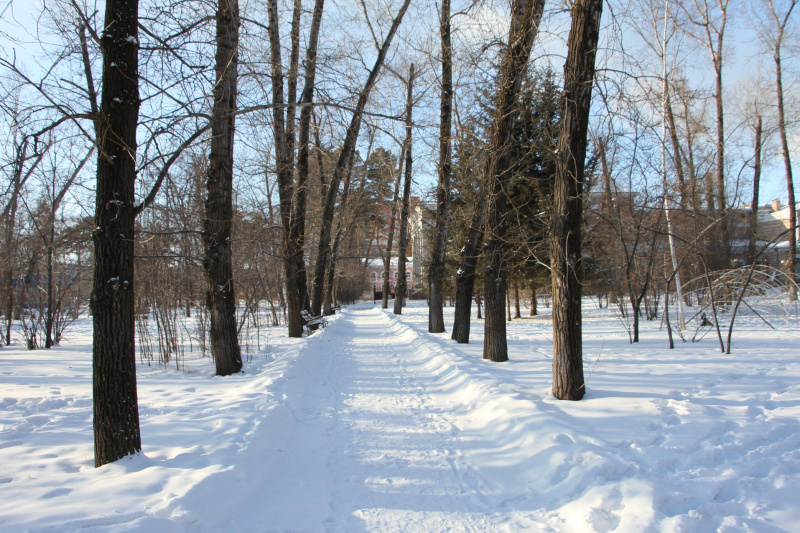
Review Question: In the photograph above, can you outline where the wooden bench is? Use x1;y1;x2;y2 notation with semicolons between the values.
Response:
301;310;328;334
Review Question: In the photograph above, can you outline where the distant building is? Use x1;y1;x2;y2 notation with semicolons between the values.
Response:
355;196;435;294
733;199;799;277
365;257;415;296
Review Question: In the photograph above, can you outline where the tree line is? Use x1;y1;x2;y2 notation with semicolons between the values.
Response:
0;0;796;466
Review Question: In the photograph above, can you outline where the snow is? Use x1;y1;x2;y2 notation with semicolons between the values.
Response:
1;302;799;532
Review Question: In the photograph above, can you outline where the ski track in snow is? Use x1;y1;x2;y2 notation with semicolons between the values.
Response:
0;303;798;532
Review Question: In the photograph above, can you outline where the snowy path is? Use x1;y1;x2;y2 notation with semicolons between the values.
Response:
198;308;501;532
1;302;799;532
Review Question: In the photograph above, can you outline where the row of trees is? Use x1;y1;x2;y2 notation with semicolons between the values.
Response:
1;0;796;466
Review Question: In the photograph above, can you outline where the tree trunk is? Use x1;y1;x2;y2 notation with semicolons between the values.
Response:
476;293;482;319
530;283;537;316
268;0;302;337
714;54;729;267
665;91;687;207
482;0;546;362
291;0;326;316
91;0;142;467
428;0;454;334
550;0;603;400
775;41;796;297
747;113;762;265
45;218;54;348
451;194;485;342
513;280;521;319
394;65;415;315
382;143;404;310
311;0;411;316
3;140;26;346
203;0;242;375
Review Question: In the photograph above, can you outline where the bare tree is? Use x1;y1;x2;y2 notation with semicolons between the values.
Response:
394;64;415;315
310;0;411;316
202;0;243;375
550;0;604;399
91;0;142;467
428;0;454;333
760;0;797;294
676;0;731;266
747;109;763;265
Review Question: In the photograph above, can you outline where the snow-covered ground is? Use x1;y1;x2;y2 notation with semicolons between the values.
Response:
1;301;798;532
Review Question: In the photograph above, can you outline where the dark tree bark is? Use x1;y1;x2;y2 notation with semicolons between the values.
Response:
394;65;416;315
310;0;411;316
513;280;521;319
451;196;485;343
549;0;603;400
288;0;325;316
428;0;454;333
482;0;546;362
267;0;324;337
747;113;763;265
91;0;142;466
382;152;404;309
202;0;243;375
267;0;303;336
530;283;537;316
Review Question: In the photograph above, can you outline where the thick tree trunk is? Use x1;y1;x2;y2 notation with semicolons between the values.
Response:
394;65;416;315
91;0;142;466
428;0;454;334
203;0;243;375
482;0;546;362
513;280;521;319
550;0;603;400
291;0;326;316
311;0;411;316
451;194;485;342
747;114;762;265
476;293;482;319
267;0;302;336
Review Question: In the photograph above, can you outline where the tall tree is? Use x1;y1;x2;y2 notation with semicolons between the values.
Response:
428;0;454;333
91;0;142;466
481;0;547;362
394;64;416;315
549;0;603;399
677;0;731;266
267;0;316;336
292;0;326;315
202;0;243;375
763;0;797;294
747;111;763;265
310;0;411;316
